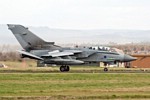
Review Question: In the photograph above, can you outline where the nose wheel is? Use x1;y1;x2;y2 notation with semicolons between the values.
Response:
60;65;70;72
104;67;108;72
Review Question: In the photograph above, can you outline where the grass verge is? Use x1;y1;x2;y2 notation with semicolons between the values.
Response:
0;73;149;99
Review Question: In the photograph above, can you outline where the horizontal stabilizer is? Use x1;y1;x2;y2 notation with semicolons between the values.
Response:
17;50;43;60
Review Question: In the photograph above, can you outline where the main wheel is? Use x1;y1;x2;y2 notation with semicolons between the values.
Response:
60;66;66;72
65;66;70;71
60;65;70;72
104;67;108;72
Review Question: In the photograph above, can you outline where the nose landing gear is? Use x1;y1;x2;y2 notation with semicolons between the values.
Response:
104;62;108;72
104;67;108;72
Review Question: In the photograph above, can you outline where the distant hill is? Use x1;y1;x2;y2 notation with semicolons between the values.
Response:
0;24;150;46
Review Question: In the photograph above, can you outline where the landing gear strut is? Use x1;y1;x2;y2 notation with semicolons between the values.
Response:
60;65;70;72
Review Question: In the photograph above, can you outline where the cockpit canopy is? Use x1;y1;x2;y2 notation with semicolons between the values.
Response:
88;46;124;54
89;46;110;51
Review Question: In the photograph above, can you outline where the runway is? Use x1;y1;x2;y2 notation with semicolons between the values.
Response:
0;67;149;73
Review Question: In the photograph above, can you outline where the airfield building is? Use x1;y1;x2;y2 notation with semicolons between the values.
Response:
131;55;150;68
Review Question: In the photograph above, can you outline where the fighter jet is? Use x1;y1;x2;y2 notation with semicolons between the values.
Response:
7;24;136;72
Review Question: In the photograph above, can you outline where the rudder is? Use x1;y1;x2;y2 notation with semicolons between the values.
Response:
8;24;45;51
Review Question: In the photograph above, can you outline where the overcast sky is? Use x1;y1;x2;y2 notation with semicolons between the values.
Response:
0;0;150;30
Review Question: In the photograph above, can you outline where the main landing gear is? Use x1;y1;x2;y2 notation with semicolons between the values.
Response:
60;65;70;72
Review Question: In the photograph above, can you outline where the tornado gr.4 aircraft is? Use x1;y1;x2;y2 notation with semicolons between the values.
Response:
7;24;136;72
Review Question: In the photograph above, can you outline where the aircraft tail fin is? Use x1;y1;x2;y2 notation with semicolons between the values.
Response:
8;24;46;51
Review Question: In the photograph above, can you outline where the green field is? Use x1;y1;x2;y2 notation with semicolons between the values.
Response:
0;61;150;99
0;73;150;100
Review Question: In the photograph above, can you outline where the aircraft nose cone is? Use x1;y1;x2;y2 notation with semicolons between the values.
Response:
124;54;137;62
